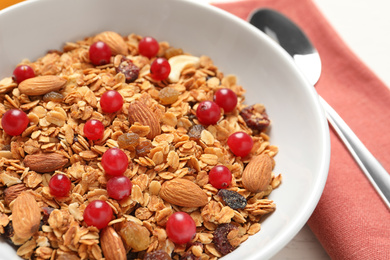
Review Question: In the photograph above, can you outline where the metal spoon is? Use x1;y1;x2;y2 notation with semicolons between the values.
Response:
249;8;390;209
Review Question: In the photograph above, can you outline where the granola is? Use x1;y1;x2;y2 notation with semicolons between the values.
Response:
0;32;282;260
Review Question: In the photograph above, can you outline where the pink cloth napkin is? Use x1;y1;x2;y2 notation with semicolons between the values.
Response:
212;0;390;259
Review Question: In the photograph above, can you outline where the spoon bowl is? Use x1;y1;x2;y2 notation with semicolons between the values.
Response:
249;8;390;209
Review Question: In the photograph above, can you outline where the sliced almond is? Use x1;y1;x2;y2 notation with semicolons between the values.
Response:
93;31;128;56
18;75;67;96
100;226;126;260
23;153;69;173
12;192;41;240
242;154;273;193
128;101;161;140
168;55;200;83
160;178;208;207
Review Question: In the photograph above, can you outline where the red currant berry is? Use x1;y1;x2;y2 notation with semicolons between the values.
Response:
1;109;29;136
209;165;232;189
150;57;171;81
138;36;159;58
100;90;123;113
227;131;253;157
101;148;129;176
83;200;113;229
83;119;104;140
166;212;196;244
106;176;133;200
196;101;221;125
49;174;71;197
214;88;237;113
12;64;35;83
89;41;112;66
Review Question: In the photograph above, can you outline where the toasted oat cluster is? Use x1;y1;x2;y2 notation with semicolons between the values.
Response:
0;31;281;260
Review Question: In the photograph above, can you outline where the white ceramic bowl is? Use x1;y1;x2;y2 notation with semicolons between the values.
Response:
0;0;330;259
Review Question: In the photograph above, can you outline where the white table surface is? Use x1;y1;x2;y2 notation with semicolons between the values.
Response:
203;0;390;259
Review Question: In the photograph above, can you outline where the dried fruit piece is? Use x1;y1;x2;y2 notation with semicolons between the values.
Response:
12;192;41;240
217;189;247;210
117;132;140;150
23;153;69;173
164;47;184;60
115;56;139;83
188;124;205;140
43;91;64;102
158;87;180;105
118;221;150;252
135;140;153;157
144;250;172;260
240;104;270;132
213;223;238;256
180;252;200;260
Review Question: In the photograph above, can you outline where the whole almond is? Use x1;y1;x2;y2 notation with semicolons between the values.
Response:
18;75;67;96
160;178;208;207
12;192;41;240
23;153;69;173
4;184;27;206
93;31;129;56
242;154;273;193
128;101;161;139
100;226;126;260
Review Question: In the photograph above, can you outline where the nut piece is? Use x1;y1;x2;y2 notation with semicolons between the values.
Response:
18;75;67;96
128;101;161;140
100;226;126;260
242;154;273;193
118;221;150;252
12;192;41;240
93;31;129;56
23;153;69;173
160;178;208;207
168;55;200;83
4;184;27;206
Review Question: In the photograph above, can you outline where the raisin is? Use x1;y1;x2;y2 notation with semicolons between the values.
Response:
41;206;54;225
213;223;238;256
188;124;205;140
2;222;15;245
217;189;247;210
43;91;64;102
164;47;184;59
136;140;153;157
158;87;180;105
240;105;270;132
117;132;140;150
116;56;140;83
144;250;172;260
180;252;200;260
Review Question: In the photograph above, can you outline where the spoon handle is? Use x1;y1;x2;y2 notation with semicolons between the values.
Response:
319;97;390;209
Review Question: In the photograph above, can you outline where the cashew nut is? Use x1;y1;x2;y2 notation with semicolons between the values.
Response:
168;55;200;83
